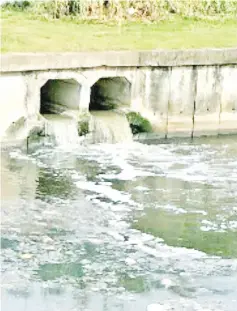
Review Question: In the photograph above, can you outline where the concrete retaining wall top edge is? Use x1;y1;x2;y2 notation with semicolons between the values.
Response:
1;48;237;72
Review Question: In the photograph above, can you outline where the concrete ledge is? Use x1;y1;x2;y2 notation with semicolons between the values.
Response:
1;48;237;72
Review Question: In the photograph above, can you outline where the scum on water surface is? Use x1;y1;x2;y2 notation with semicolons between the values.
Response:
1;136;237;311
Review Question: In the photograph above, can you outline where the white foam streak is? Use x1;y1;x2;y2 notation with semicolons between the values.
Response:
76;181;131;203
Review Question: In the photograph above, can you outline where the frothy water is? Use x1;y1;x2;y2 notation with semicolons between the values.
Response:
44;114;79;146
89;111;133;144
43;111;133;147
1;136;237;311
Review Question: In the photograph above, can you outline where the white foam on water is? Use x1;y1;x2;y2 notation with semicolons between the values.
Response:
161;204;187;214
3;135;237;311
160;278;175;289
9;150;31;161
100;168;156;181
136;243;207;259
135;186;150;191
228;221;237;230
75;180;131;203
146;303;169;311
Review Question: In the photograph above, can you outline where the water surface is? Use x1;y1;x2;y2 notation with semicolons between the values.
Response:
1;136;237;311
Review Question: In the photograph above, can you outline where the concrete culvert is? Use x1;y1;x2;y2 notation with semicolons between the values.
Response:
40;79;81;114
89;77;131;111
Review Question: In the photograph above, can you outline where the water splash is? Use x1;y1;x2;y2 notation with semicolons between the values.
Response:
89;111;133;144
43;114;79;146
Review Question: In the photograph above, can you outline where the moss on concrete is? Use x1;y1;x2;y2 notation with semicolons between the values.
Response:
78;120;89;136
126;112;152;135
77;114;90;136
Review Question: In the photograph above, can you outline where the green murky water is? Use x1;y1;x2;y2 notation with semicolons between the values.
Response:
1;136;237;311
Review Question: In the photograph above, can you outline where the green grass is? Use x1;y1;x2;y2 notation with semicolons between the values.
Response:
2;10;237;53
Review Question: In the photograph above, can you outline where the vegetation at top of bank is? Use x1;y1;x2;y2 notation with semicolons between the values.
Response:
2;0;237;21
2;1;237;52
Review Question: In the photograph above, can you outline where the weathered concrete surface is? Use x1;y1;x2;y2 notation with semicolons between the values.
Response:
168;67;195;137
0;49;237;142
0;73;27;138
1;48;237;72
219;65;237;134
141;68;170;137
193;66;221;137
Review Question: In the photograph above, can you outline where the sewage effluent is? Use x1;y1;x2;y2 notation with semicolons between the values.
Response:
1;135;237;311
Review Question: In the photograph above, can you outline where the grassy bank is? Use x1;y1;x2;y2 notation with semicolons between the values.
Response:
2;9;237;53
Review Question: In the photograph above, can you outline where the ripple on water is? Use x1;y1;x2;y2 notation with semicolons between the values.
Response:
1;136;237;311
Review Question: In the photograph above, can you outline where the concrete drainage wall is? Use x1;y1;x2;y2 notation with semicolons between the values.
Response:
1;49;237;143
